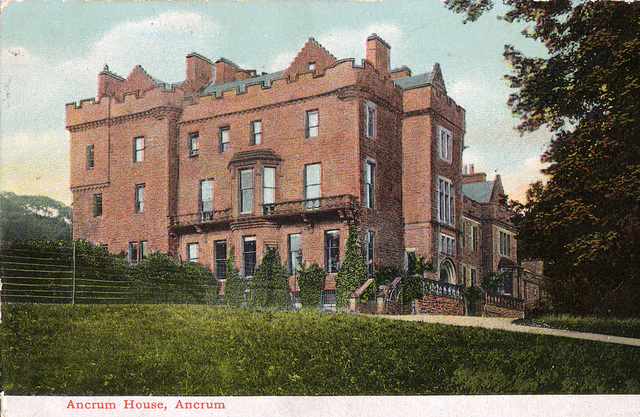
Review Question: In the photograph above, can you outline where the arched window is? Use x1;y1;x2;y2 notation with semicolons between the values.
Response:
439;259;455;284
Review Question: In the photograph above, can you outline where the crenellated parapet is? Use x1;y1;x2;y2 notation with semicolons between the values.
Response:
179;57;404;125
66;86;185;131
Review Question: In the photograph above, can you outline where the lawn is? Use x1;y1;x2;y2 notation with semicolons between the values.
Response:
515;315;640;339
1;304;639;395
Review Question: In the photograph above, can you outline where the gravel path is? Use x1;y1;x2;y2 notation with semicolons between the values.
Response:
377;314;640;347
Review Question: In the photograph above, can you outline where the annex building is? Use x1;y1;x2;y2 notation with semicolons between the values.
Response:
66;35;533;315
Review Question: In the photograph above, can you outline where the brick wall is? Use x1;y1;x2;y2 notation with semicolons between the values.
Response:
416;295;464;315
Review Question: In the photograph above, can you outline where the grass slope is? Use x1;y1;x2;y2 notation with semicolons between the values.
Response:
516;315;640;339
1;304;639;395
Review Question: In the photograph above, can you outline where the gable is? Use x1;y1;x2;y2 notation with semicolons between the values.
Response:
283;38;337;78
122;65;159;96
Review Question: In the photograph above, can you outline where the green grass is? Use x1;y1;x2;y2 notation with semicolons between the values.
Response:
1;304;639;395
515;315;640;339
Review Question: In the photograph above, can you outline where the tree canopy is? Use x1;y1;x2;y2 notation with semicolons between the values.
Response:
445;0;640;315
0;192;71;244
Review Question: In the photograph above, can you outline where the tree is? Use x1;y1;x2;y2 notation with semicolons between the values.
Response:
297;263;325;310
223;247;246;308
0;192;71;244
335;226;367;309
445;0;640;316
249;249;290;310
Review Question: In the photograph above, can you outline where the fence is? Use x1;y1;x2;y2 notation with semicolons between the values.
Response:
0;244;218;306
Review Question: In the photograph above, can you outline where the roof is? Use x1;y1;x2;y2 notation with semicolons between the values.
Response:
393;72;432;89
198;71;284;97
462;180;494;203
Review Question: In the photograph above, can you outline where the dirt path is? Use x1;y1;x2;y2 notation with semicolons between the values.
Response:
377;314;640;347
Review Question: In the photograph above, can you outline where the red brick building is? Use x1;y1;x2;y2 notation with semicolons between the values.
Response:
67;35;526;311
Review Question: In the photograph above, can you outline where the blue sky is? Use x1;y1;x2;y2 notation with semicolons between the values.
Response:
0;0;552;205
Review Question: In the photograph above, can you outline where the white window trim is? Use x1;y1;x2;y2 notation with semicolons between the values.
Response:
364;101;376;139
439;233;455;256
436;176;455;226
497;228;512;257
437;125;452;163
364;158;376;210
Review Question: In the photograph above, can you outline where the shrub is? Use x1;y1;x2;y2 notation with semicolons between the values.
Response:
132;253;218;304
335;226;367;309
373;265;400;288
223;247;245;307
250;250;290;310
297;263;325;310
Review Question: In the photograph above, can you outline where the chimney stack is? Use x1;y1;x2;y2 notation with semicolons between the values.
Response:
366;34;390;77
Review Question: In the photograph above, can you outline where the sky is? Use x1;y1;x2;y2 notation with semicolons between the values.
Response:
0;0;553;206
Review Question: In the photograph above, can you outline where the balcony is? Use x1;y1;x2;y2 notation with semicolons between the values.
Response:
169;194;358;231
169;208;232;228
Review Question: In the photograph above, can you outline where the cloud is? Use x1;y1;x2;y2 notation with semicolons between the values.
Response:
266;23;404;72
1;11;221;203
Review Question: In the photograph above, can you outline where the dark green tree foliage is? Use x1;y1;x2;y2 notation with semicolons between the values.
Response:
223;247;246;308
0;192;71;243
373;265;399;288
445;0;640;316
249;250;290;310
335;226;367;309
297;263;325;310
132;253;218;304
402;256;431;305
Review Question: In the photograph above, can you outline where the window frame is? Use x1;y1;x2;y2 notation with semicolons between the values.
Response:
92;193;103;217
498;229;511;257
215;240;227;280
436;176;455;226
188;132;199;158
439;233;455;256
186;242;199;263
437;125;452;163
134;183;145;213
365;229;375;278
364;101;376;139
219;126;230;153
305;109;319;138
324;230;340;274
199;178;213;220
127;240;147;265
242;236;257;278
250;120;262;146
288;233;302;275
304;163;321;209
364;159;376;210
86;145;95;170
238;168;254;215
133;136;145;163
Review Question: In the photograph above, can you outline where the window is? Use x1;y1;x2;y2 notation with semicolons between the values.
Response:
199;179;213;221
437;126;452;163
307;62;316;71
92;193;102;217
365;160;375;209
219;127;230;153
305;109;318;138
86;145;94;169
470;267;477;287
262;167;275;215
186;242;198;263
128;240;147;264
365;229;375;278
325;230;339;273
321;289;336;311
498;229;511;257
288;233;302;275
133;136;145;162
238;168;253;214
134;184;145;213
304;163;321;208
250;120;262;146
242;236;257;278
188;132;199;157
471;223;478;252
364;101;375;139
215;240;227;280
436;176;454;225
440;234;455;256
